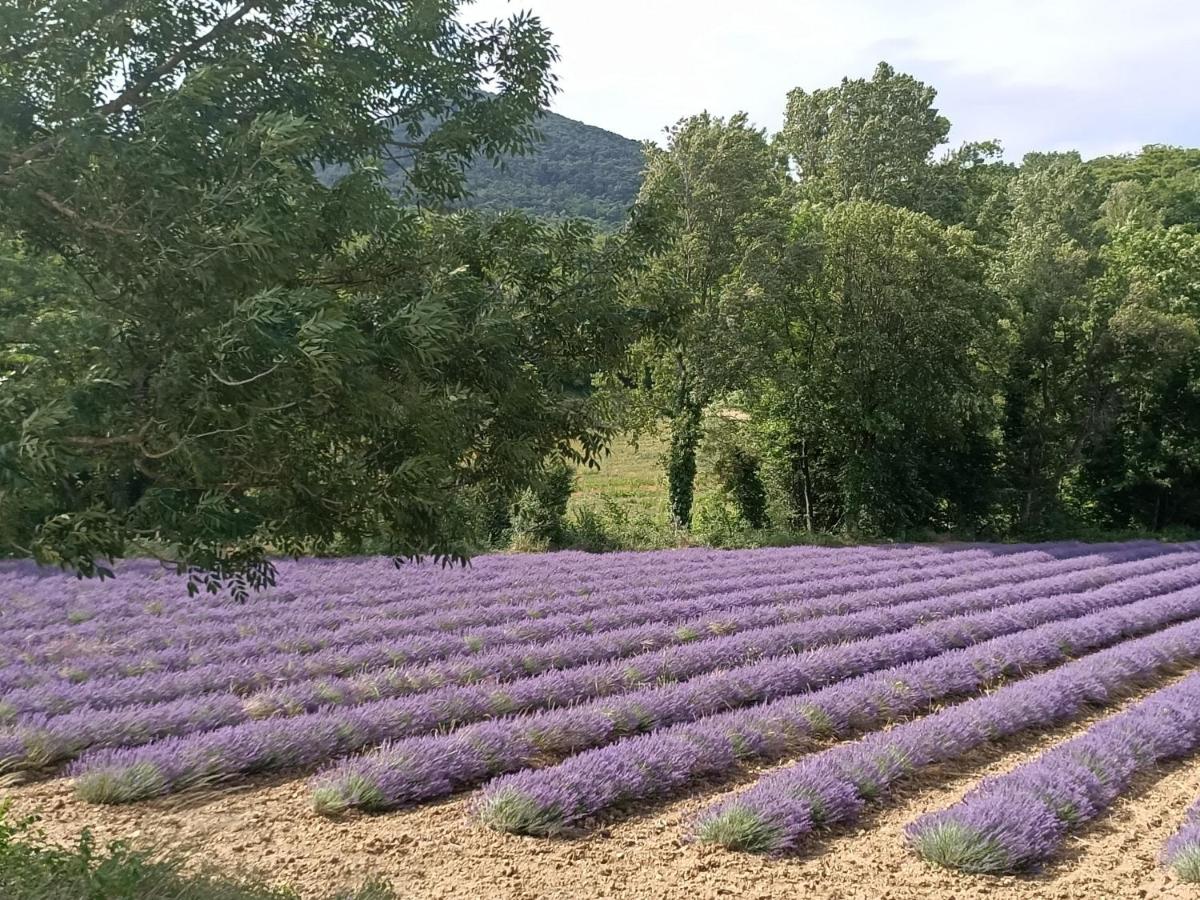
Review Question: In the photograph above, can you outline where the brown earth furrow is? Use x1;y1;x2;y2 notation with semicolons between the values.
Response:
8;671;1200;898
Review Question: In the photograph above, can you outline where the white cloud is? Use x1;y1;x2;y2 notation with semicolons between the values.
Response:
464;0;1200;158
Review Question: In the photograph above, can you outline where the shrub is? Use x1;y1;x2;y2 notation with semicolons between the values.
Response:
509;460;576;550
691;496;748;548
563;498;679;552
714;446;769;529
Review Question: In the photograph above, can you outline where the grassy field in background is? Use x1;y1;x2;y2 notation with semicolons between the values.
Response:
571;432;665;520
570;432;719;522
559;431;760;551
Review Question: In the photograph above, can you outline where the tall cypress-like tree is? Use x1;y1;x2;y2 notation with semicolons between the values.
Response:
624;113;786;528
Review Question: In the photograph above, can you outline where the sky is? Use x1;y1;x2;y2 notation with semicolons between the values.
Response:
465;0;1200;160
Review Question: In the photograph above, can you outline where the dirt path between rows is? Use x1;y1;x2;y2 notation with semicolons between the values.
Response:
8;683;1200;899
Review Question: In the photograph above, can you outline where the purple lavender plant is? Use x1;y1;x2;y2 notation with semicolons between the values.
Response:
686;624;1200;856
907;673;1200;873
76;568;1200;804
42;554;1195;787
3;545;1153;719
2;544;1037;690
346;582;1200;822
1;539;1196;820
1163;797;1200;883
473;588;1200;836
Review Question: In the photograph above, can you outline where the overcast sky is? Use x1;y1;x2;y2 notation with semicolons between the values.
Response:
465;0;1200;160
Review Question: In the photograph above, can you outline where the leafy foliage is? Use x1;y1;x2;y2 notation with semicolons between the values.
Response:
713;444;768;530
509;458;576;550
726;201;1000;535
991;152;1104;531
1088;145;1200;230
5;19;1200;582
781;62;950;208
0;0;662;591
665;404;702;528
618;113;788;527
601;63;1200;543
1078;222;1200;530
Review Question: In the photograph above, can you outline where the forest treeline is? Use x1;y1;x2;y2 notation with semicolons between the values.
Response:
1;2;1197;593
613;63;1200;545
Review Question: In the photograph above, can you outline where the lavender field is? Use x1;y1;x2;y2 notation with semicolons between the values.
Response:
6;540;1200;884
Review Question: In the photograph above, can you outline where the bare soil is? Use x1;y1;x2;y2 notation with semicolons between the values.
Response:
8;685;1200;900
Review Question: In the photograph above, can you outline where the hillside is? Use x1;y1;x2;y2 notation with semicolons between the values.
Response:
454;111;645;227
375;110;645;228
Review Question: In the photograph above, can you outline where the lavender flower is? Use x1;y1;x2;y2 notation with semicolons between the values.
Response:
3;544;1145;719
1163;797;1200;883
687;617;1200;856
336;576;1200;820
3;544;1034;690
908;673;1200;872
9;552;1184;774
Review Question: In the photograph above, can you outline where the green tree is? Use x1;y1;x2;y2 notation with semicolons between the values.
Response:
729;201;1000;534
991;152;1104;531
1077;222;1200;530
1088;145;1200;230
621;113;787;527
0;1;659;594
780;62;950;209
921;140;1017;239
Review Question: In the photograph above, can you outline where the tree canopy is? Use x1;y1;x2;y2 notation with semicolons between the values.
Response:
781;61;951;208
0;0;660;595
610;65;1200;542
619;112;787;527
4;18;1200;589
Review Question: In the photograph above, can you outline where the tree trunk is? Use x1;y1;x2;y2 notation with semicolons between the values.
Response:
667;403;702;529
800;437;813;533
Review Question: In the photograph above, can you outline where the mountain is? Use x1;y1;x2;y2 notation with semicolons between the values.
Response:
453;111;645;228
361;110;645;229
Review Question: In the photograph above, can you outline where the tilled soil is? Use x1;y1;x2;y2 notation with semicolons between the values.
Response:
8;687;1200;900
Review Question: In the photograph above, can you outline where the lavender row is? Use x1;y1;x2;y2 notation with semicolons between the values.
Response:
5;543;953;645
7;546;1124;719
23;556;1195;777
906;672;1200;873
1;544;1093;695
8;549;892;666
236;551;1200;719
687;618;1200;856
1163;797;1200;883
303;573;1200;817
5;545;1034;683
472;586;1200;836
3;544;918;632
72;568;1183;805
13;553;1173;771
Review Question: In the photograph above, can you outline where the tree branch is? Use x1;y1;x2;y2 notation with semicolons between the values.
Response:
97;2;257;116
0;0;135;64
34;189;134;236
208;363;280;387
1;2;257;176
63;433;143;449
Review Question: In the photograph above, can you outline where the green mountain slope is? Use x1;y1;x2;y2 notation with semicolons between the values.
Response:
454;111;645;227
365;110;645;228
